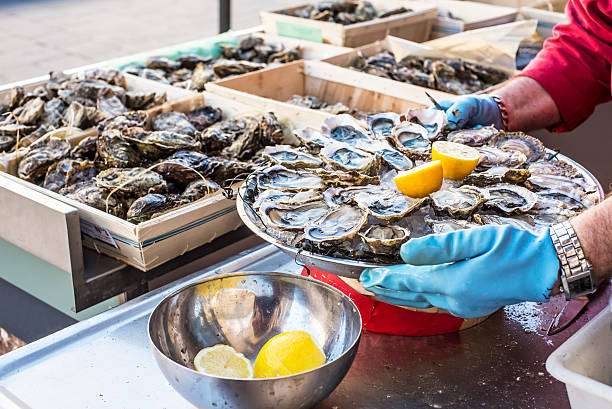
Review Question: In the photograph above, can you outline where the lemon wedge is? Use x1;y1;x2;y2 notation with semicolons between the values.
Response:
431;141;480;180
254;331;326;378
193;344;254;379
393;160;443;198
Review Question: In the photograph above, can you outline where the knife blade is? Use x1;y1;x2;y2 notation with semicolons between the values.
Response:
424;91;444;111
546;296;590;335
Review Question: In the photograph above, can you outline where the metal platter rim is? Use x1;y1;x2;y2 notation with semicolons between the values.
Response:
236;150;604;277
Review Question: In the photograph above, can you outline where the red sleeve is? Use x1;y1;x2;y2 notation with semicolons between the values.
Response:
516;0;612;132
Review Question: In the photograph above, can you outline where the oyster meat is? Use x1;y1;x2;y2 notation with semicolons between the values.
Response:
484;184;537;214
303;206;368;243
319;142;380;175
405;108;446;140
354;190;425;220
368;113;400;139
477;146;527;168
355;139;413;171
262;145;323;168
257;165;325;191
473;213;540;233
463;167;531;187
491;131;545;164
321;114;371;146
528;159;579;178
359;225;410;255
430;186;487;218
424;215;480;234
447;126;498;146
259;200;329;230
388;121;431;159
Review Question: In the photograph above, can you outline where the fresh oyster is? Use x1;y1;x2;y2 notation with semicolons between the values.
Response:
43;159;97;192
98;128;143;168
96;96;127;120
359;225;410;255
212;60;266;78
473;213;540;233
525;174;595;197
447;126;499;146
477;146;527;168
354;191;425;220
61;182;126;218
484;184;537;214
303;206;368;243
139;131;200;153
125;91;158;110
259;200;329;230
321;114;371;146
536;191;587;212
221;113;283;161
319;142;380;175
253;189;294;209
430;186;487;218
528;159;578;178
463;167;531;187
424;215;480;234
355;139;413;170
182;179;222;202
313;168;379;187
18;97;45;125
279;190;324;206
262;145;323;168
368;113;400;139
293;127;332;153
17;137;71;182
152;111;197;136
71;135;98;160
188;106;223;131
95;168;166;196
405;108;446;140
491;132;545;164
388;121;431;159
199;117;251;154
157;150;253;185
0;135;15;152
257;165;325;191
127;193;185;224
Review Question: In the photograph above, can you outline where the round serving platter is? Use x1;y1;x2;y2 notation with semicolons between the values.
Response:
236;151;604;279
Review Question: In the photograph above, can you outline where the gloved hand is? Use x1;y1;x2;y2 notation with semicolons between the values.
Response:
360;225;560;318
438;95;502;130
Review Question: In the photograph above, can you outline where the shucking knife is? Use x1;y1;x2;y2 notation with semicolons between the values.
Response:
546;296;590;335
425;91;444;111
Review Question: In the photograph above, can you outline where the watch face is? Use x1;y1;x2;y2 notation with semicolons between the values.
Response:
566;272;596;297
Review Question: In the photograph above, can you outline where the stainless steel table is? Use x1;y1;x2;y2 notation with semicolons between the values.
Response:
1;244;610;409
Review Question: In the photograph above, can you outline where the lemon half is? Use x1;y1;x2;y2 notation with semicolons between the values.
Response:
254;331;326;378
194;344;254;379
431;141;479;180
393;160;443;198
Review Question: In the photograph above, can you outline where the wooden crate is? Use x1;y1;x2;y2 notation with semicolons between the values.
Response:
0;92;321;271
207;60;451;126
260;0;438;47
470;0;567;12
423;0;519;39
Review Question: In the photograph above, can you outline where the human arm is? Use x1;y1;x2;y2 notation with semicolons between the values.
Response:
360;197;612;318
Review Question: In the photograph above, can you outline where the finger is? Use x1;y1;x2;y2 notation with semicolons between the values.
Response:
373;294;433;309
400;225;503;265
361;264;452;294
366;285;432;303
444;100;475;129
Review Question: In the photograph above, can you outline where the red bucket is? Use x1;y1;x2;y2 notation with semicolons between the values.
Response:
302;266;490;336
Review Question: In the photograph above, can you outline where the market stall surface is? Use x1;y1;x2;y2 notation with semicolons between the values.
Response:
1;244;609;409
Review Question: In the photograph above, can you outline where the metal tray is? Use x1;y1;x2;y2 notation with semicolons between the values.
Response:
236;150;604;279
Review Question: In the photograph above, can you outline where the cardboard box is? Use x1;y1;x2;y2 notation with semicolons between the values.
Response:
422;0;518;39
0;92;320;271
207;60;451;126
260;0;438;47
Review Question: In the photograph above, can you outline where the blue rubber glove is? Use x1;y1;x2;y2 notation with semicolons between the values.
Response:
360;225;560;318
438;95;502;130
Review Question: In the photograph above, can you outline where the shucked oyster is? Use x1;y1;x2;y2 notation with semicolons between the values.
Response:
528;160;578;178
405;108;446;140
313;168;379;187
321;114;371;146
259;200;329;230
354;190;425;221
355;139;413;171
430;185;488;218
323;185;382;206
293;127;333;153
484;184;537;214
447;126;498;147
319;142;380;176
477;146;527;168
491;131;545;164
388;121;431;159
463;167;531;187
424;215;480;234
257;165;325;191
368;113;400;139
303;206;368;243
262;145;322;168
473;213;540;233
359;225;410;255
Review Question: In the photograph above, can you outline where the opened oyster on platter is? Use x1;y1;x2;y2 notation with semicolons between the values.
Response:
123;36;302;91
13;102;287;224
0;69;167;154
240;110;600;265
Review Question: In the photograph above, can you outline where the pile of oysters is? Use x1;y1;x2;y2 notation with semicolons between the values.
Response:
282;1;410;25
0;69;166;153
285;94;378;120
16;105;285;224
349;49;510;95
242;110;599;264
124;36;302;91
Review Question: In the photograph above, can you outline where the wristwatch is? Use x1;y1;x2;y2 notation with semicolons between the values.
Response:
549;221;596;300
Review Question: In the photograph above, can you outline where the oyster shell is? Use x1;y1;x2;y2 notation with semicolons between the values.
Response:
182;179;221;202
430;186;488;218
17;137;71;182
257;165;325;191
313;168;379;187
259;200;329;230
278;190;324;206
95;168;167;196
359;225;410;255
262;145;323;168
477;146;527;168
188;106;223;131
447;126;498;147
424;215;480;234
71;135;98;160
473;213;540;233
355;139;414;171
97;128;142;168
293;127;333;153
405;108;446;140
319;142;380;175
368;113;400;139
127;193;184;224
322;185;382;206
157;151;253;185
388;121;431;159
484;184;537;214
43;159;97;192
18;97;45;125
491;131;545;164
212;60;266;78
321;114;371;146
252;189;294;209
61;182;126;218
303;206;368;243
152;111;197;136
525;174;595;198
354;191;425;221
463;167;531;187
528;160;578;178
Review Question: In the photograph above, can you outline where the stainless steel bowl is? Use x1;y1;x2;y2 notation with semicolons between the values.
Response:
148;272;362;409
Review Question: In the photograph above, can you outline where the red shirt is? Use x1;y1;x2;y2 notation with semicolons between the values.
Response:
518;0;612;132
